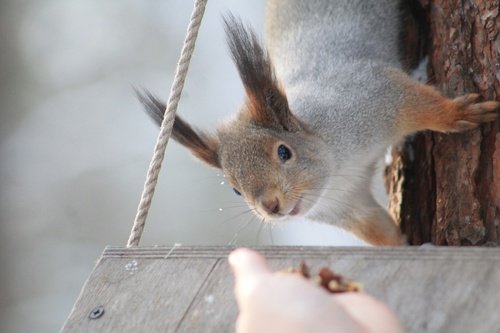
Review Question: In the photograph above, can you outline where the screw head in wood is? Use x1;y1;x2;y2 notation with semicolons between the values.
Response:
89;305;105;319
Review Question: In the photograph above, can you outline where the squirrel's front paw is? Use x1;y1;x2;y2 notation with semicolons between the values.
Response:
450;93;499;131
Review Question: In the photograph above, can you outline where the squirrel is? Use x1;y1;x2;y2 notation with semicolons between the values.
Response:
137;0;499;246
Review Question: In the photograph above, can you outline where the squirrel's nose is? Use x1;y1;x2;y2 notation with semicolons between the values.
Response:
262;197;280;215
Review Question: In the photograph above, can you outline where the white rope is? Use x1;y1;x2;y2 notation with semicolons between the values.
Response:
127;0;208;247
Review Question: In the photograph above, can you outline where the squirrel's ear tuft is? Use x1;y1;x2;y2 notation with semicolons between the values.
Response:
136;90;221;168
171;116;220;168
223;14;301;132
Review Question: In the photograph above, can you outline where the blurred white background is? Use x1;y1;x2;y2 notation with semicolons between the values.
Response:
0;1;381;332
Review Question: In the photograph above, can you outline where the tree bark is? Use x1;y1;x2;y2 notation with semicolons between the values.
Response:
386;0;500;245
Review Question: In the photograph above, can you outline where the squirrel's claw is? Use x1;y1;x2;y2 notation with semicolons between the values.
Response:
449;94;499;132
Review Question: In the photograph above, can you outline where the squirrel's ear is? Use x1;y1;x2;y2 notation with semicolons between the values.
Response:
136;90;221;168
171;116;220;168
224;14;301;132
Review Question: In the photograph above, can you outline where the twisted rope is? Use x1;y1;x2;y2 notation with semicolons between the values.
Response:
127;0;208;247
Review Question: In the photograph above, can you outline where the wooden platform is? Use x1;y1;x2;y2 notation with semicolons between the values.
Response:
61;246;500;332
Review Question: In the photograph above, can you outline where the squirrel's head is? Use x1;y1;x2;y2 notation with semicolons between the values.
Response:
138;15;330;221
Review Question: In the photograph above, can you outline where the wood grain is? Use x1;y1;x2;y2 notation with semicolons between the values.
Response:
61;246;500;333
386;0;500;245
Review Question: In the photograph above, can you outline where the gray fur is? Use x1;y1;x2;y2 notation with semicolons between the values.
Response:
266;0;405;160
139;0;499;245
137;1;407;245
262;0;406;239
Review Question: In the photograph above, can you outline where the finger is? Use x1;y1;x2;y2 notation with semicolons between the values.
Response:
229;248;272;305
229;248;271;282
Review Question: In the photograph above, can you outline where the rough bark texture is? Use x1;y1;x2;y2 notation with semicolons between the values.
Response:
386;0;500;245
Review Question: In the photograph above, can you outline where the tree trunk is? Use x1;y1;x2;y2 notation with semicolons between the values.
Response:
386;0;500;245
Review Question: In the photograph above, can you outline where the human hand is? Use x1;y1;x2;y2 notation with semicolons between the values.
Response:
229;248;404;333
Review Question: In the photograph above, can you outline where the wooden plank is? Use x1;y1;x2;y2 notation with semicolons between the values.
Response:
62;246;500;333
61;246;218;332
176;259;238;333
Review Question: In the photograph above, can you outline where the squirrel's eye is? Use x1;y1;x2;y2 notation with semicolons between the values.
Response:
233;188;242;196
277;144;292;161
